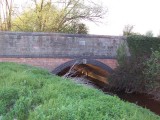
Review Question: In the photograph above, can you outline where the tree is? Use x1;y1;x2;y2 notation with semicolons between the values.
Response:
77;23;88;34
0;0;14;31
145;30;153;37
61;23;88;34
123;25;134;36
12;0;105;33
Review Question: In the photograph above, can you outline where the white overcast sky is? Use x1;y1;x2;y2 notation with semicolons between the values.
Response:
88;0;160;36
14;0;160;36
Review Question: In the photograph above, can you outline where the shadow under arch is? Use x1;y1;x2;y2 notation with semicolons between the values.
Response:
52;59;113;75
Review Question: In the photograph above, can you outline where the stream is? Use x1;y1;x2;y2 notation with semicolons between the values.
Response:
115;92;160;115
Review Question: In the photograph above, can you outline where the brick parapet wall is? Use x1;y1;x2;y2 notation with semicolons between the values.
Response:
0;31;130;58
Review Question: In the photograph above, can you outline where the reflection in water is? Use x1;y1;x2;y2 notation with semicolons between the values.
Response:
57;64;160;116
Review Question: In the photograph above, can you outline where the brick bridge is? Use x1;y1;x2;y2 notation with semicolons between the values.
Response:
0;32;129;84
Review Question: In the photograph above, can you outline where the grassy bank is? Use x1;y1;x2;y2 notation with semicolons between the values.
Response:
0;62;159;120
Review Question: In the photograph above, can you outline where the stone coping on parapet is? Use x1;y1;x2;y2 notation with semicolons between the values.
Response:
0;55;117;59
0;31;126;39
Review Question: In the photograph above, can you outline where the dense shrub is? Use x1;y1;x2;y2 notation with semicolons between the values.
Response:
109;56;146;93
109;35;160;95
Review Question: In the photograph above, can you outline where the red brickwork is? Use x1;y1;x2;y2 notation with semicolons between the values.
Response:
0;58;118;71
96;59;118;69
0;58;71;71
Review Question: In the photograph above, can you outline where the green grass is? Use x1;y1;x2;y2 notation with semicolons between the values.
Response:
0;62;160;120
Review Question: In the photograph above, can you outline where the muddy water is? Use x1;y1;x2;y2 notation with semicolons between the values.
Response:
114;92;160;115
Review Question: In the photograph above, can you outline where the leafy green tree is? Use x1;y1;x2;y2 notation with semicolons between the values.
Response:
12;0;105;33
61;23;88;34
77;23;88;34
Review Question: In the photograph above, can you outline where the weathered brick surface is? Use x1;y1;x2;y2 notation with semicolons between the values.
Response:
0;58;71;71
97;59;118;69
0;58;118;71
0;31;129;58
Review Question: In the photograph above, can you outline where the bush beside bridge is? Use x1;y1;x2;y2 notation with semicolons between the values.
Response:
109;35;160;99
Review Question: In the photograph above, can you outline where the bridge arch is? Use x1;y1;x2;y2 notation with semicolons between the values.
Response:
52;59;113;85
52;59;113;75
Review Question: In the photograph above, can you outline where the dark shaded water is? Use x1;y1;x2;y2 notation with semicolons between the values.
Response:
86;76;160;115
99;84;160;115
114;92;160;115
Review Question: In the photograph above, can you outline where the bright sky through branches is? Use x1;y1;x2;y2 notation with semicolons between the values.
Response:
10;0;160;36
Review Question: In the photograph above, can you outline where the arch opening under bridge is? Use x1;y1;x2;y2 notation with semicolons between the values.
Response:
52;59;113;86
